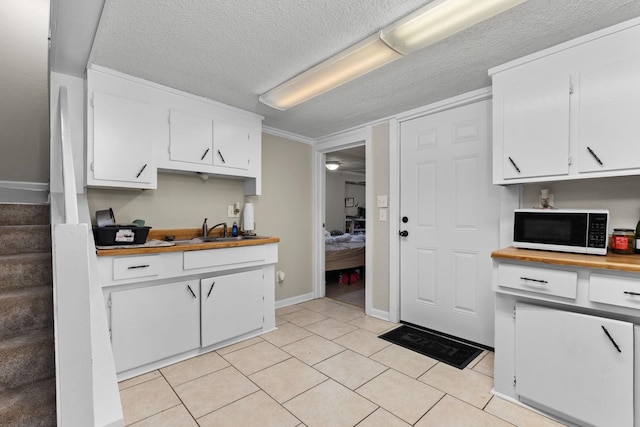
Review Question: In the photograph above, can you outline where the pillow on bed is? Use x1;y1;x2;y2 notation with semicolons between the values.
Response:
351;234;365;242
334;233;352;242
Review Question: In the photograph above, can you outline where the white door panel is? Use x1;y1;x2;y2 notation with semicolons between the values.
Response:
516;303;633;427
400;100;500;346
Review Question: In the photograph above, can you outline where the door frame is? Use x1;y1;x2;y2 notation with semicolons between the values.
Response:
313;127;372;314
390;87;494;324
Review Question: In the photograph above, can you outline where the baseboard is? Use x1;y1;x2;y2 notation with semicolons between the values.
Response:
275;292;316;309
0;181;49;204
368;308;391;321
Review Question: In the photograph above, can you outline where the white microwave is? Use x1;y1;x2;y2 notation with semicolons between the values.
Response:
513;209;609;255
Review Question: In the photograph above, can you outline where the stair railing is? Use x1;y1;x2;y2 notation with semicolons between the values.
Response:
51;84;123;426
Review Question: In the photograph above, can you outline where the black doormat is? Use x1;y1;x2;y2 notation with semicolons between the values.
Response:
378;325;484;369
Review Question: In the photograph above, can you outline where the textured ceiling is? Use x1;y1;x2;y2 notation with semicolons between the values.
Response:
88;0;640;139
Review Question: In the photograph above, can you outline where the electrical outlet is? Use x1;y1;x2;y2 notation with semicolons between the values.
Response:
379;208;387;222
227;205;239;217
377;195;388;208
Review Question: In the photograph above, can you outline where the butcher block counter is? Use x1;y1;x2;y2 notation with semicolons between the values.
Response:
95;228;279;256
492;246;640;274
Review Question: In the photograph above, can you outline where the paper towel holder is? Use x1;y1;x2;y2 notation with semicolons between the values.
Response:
243;202;256;236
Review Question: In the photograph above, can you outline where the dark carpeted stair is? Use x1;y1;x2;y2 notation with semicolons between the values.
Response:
0;203;55;426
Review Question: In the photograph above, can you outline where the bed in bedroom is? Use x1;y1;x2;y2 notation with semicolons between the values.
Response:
325;233;365;283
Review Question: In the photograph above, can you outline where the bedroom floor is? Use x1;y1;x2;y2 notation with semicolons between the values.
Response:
325;270;364;308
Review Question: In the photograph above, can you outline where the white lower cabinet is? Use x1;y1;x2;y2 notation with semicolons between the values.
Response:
110;279;201;373
515;303;634;427
200;269;264;347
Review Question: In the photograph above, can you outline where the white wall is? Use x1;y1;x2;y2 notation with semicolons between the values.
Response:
370;122;390;313
251;133;313;302
0;0;50;183
87;172;244;228
521;175;640;231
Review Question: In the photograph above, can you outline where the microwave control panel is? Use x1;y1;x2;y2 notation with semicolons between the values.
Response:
587;213;608;249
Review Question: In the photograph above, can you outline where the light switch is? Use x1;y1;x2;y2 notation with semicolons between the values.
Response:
379;208;387;222
377;195;388;208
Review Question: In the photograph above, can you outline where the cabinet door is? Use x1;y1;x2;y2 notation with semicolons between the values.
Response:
500;73;570;179
578;54;640;173
515;303;633;427
169;109;213;165
213;120;251;170
110;280;200;373
201;270;263;348
92;92;154;186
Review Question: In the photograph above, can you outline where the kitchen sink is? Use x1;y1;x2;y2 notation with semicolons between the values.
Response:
171;236;262;245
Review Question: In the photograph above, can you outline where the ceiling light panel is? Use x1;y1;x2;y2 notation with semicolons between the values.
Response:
380;0;528;55
259;35;402;110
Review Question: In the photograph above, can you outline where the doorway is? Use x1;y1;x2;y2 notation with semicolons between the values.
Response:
324;146;366;309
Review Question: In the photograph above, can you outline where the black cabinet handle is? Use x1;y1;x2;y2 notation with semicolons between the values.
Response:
207;282;215;298
187;285;196;299
508;157;521;173
127;264;150;270
601;325;621;353
587;147;604;166
217;149;226;164
136;163;147;178
624;291;640;296
200;148;210;161
520;277;548;284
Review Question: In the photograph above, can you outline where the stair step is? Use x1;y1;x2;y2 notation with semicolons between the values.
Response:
0;377;56;427
0;203;49;226
0;329;55;392
0;287;53;338
0;253;52;291
0;225;51;256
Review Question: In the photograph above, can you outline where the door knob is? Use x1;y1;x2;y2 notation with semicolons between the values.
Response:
402;216;409;223
399;230;408;237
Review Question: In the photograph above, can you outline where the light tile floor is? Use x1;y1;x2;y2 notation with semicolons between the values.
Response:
118;298;567;426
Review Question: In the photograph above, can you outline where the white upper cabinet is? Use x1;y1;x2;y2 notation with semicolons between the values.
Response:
491;18;640;184
169;110;213;166
577;54;640;173
213;120;251;170
90;92;156;189
87;66;263;194
500;70;571;180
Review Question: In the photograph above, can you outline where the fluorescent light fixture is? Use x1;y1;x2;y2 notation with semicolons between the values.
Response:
380;0;527;55
259;0;526;110
259;35;402;110
325;161;340;171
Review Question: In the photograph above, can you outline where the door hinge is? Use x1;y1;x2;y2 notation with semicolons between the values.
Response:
513;306;516;318
109;329;112;339
91;96;95;108
513;375;517;387
569;76;574;95
107;298;112;308
90;162;94;172
568;155;572;165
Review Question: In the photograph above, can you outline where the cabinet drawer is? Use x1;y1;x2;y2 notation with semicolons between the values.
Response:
183;246;266;270
590;273;640;310
112;255;160;280
497;263;577;299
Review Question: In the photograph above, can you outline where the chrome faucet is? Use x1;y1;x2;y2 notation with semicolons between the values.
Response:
202;218;227;237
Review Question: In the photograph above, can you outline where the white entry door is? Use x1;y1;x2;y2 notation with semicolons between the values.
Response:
399;99;500;346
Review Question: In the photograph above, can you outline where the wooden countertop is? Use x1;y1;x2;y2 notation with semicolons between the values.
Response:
96;228;279;257
492;246;640;273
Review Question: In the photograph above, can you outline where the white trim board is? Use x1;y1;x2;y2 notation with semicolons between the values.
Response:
275;292;316;309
